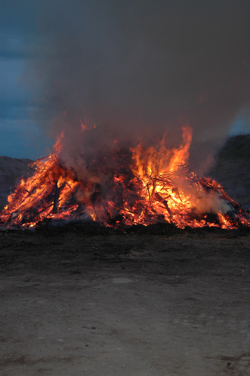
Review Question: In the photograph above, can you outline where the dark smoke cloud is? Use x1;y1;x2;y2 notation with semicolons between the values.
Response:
3;0;250;161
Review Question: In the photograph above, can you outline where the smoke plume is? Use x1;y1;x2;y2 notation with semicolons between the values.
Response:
4;0;250;165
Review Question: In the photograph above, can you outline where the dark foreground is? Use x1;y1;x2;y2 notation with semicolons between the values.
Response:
0;225;250;376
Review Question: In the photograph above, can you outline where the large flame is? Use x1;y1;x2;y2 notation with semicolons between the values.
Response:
0;126;249;230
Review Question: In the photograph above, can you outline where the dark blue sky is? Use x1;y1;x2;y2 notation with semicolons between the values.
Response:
0;45;53;159
0;1;53;159
1;1;250;159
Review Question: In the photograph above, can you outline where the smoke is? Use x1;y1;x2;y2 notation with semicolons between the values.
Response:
4;0;250;162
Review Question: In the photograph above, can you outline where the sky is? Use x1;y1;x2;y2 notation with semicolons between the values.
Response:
0;0;250;160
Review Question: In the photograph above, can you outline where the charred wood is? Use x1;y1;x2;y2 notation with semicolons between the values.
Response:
154;192;173;219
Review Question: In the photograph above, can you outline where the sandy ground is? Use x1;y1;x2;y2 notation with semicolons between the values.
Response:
0;227;250;376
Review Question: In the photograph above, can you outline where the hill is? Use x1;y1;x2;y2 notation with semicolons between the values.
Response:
209;134;250;208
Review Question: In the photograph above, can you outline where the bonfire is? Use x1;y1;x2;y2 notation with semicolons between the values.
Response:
0;126;248;230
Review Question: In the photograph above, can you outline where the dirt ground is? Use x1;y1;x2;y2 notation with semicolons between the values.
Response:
0;225;250;376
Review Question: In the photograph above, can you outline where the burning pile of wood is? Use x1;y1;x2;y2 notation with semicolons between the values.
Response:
0;126;249;230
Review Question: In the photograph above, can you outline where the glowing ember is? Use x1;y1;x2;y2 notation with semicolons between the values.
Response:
0;126;249;230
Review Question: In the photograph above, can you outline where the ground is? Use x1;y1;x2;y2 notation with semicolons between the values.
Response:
0;226;250;376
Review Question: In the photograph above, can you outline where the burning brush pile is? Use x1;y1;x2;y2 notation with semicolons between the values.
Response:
0;126;249;230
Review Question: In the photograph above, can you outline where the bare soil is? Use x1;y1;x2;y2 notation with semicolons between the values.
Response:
0;226;250;375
